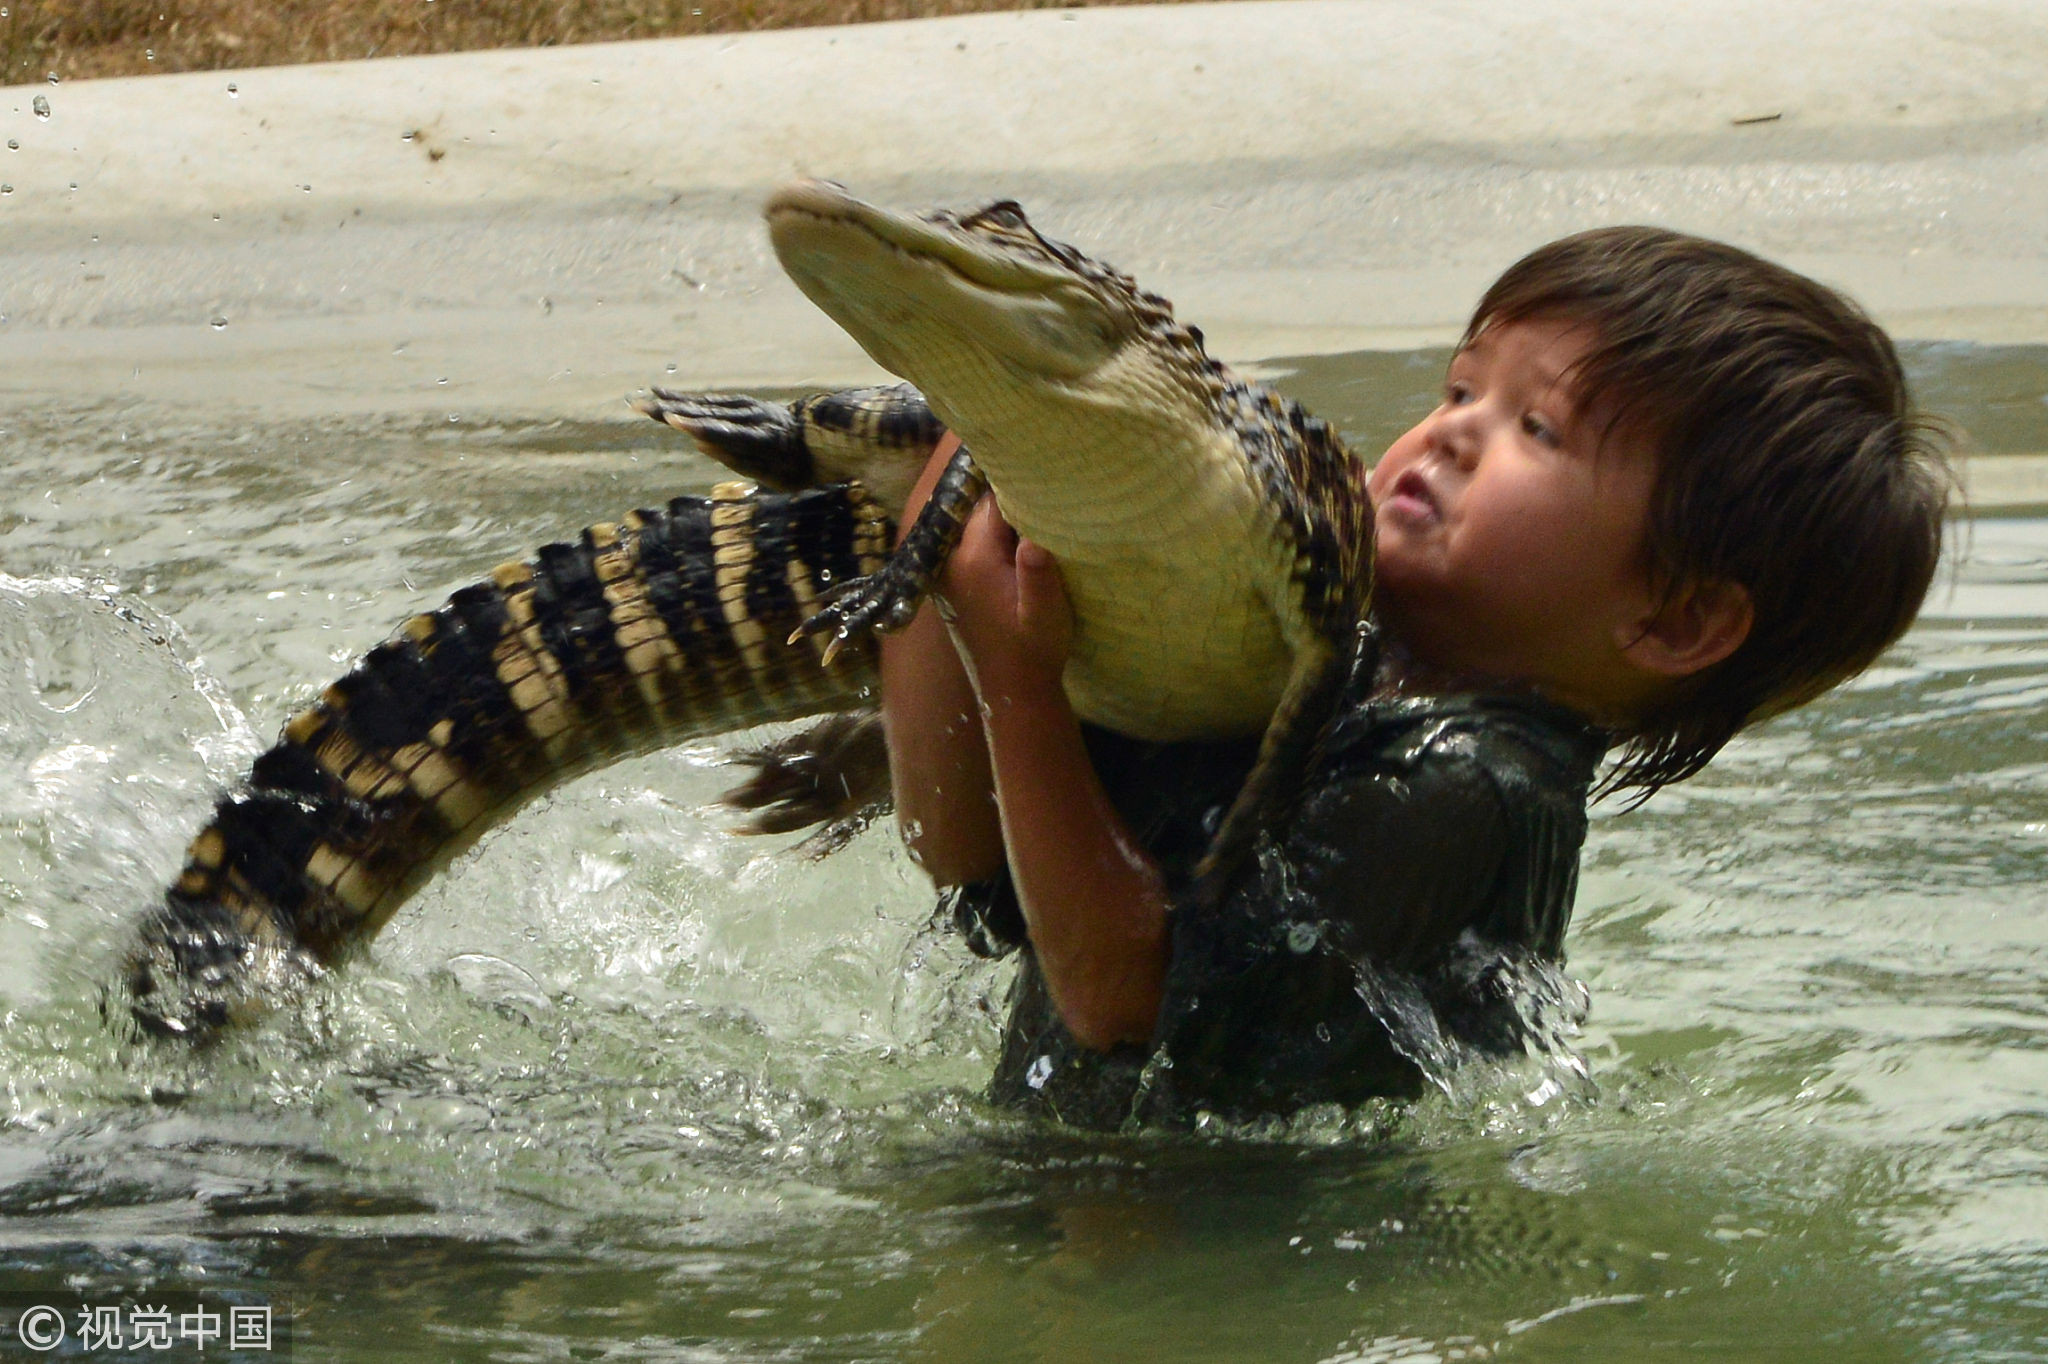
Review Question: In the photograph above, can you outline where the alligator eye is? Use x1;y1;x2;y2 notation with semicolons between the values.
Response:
977;201;1028;229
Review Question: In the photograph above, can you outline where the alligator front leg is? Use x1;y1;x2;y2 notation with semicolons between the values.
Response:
636;383;942;511
796;440;989;664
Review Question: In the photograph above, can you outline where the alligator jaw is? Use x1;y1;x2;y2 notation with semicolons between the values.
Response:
766;180;1124;384
767;180;1073;292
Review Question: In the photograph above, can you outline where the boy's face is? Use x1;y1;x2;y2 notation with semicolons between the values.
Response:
1367;317;1664;716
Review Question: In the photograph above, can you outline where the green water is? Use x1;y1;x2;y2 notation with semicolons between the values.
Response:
1;343;2045;1361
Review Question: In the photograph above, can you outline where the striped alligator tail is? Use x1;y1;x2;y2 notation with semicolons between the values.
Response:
120;481;894;1039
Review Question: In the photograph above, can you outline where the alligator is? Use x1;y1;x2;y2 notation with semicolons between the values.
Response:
119;181;1374;1037
654;182;1373;876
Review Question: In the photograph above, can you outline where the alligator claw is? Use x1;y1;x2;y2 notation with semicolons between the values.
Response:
636;390;813;489
720;710;893;857
797;557;936;653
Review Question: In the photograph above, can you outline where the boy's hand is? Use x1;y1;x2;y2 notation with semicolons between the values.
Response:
935;497;1074;696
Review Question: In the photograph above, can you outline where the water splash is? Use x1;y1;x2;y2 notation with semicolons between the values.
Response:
0;574;256;1010
1348;941;1597;1119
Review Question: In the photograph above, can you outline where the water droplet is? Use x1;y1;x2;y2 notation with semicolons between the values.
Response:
210;316;227;330
0;186;11;196
447;413;460;423
436;376;448;386
46;71;58;84
145;49;155;61
226;82;238;98
5;140;15;150
401;129;415;142
298;183;311;192
32;94;50;120
665;363;678;374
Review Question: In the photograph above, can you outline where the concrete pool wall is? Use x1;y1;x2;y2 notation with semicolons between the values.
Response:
2;0;2045;490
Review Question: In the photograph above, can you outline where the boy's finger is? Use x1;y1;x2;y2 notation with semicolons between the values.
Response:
937;498;1014;622
1014;536;1059;579
951;496;1016;573
975;497;1019;554
1012;536;1072;626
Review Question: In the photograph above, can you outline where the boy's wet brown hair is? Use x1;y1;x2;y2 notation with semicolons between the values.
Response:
1466;226;1954;796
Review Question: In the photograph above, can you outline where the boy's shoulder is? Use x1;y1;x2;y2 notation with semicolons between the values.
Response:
1322;683;1609;801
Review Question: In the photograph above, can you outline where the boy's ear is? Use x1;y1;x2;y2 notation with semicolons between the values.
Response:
1618;578;1753;679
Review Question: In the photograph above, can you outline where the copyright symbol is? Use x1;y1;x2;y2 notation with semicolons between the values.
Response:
16;1304;64;1350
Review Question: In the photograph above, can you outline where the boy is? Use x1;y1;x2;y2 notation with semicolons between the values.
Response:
881;227;1952;1130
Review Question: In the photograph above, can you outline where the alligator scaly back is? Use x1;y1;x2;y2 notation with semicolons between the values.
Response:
122;482;892;1037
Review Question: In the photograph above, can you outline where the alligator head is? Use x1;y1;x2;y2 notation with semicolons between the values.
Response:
765;180;1220;430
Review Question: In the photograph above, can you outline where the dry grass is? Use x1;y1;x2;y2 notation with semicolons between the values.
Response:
3;0;1190;83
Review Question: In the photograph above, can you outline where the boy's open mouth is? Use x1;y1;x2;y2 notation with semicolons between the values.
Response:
1382;468;1442;524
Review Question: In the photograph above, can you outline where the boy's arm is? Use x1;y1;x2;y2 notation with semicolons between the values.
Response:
937;498;1171;1053
879;437;1005;887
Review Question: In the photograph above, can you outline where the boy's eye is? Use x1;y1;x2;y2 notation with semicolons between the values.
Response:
1445;381;1474;405
1522;413;1561;446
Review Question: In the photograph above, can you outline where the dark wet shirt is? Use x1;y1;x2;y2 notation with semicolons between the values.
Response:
944;660;1608;1131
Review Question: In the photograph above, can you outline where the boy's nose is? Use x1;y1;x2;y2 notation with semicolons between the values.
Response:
1431;409;1482;471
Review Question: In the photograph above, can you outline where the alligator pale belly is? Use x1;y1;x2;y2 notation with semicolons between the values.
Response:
122;481;892;1037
